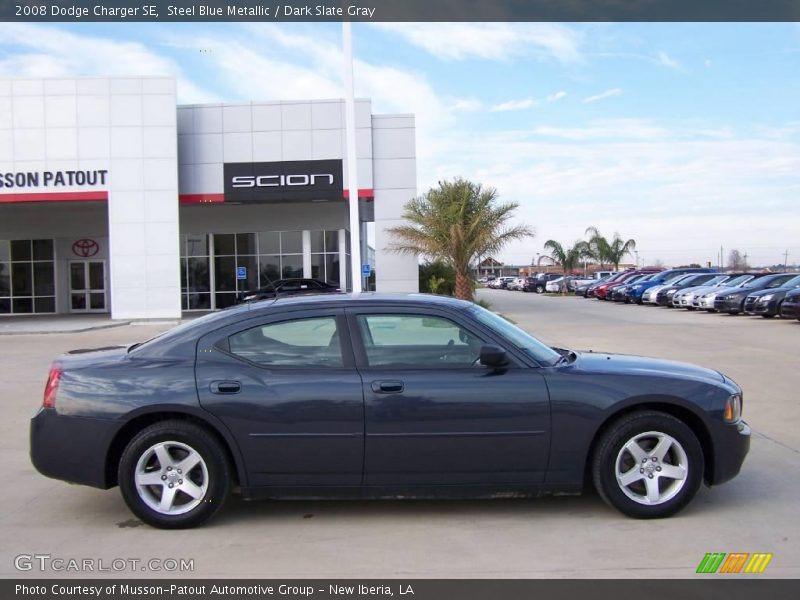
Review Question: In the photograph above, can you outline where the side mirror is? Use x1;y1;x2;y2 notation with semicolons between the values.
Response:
479;345;509;368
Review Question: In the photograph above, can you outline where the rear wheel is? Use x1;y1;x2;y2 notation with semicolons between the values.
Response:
118;420;230;529
592;411;704;518
536;284;545;293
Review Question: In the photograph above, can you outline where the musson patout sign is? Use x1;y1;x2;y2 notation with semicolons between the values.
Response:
0;169;109;189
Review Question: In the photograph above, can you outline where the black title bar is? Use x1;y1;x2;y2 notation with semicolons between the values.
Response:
2;0;800;22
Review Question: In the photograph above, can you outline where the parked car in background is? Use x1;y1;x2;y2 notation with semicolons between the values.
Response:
628;268;716;305
31;293;750;528
743;274;800;317
524;273;562;293
718;273;795;314
779;287;800;320
490;276;517;289
655;272;721;307
612;274;658;303
237;279;341;303
579;274;615;297
694;274;772;312
673;273;750;310
597;271;658;301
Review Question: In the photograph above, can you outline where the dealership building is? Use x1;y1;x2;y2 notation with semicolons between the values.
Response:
0;76;419;319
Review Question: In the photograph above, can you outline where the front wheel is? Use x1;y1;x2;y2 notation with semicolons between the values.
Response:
591;411;704;518
118;420;231;529
536;285;545;293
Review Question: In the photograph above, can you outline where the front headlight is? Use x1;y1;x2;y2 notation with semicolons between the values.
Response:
759;294;774;301
724;393;743;423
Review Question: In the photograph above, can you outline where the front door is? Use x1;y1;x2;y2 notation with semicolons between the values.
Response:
348;308;551;487
69;260;107;312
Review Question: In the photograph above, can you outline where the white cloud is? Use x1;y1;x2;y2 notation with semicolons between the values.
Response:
582;88;623;104
533;119;668;141
547;91;567;102
372;23;583;63
655;51;680;70
450;98;483;112
0;23;215;103
490;98;539;112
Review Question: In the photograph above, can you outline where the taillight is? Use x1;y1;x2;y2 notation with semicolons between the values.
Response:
43;364;62;409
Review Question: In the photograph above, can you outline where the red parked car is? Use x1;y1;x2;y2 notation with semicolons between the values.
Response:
595;270;660;300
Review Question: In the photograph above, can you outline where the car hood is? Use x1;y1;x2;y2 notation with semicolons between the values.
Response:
574;351;725;384
747;287;796;298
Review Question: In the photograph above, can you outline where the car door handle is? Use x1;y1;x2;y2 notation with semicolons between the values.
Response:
371;380;404;394
210;381;241;394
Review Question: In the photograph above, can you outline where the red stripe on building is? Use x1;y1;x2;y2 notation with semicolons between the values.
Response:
179;189;375;204
0;191;108;203
179;193;225;204
343;188;374;200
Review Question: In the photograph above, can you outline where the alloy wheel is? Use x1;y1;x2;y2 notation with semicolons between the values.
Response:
615;431;688;506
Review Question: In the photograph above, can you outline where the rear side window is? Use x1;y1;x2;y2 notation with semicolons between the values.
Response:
228;316;342;367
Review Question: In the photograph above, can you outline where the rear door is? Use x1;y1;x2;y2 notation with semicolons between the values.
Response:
347;307;551;487
196;309;364;487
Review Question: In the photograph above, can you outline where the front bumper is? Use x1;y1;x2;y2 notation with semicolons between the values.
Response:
30;408;118;489
722;297;746;313
709;420;751;486
780;300;799;318
752;299;779;316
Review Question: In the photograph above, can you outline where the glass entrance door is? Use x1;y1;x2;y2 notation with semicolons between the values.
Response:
69;260;107;312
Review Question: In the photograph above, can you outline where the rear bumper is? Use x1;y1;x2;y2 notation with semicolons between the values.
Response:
709;420;751;486
30;408;117;489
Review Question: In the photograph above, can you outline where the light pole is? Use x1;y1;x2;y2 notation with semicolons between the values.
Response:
342;22;362;293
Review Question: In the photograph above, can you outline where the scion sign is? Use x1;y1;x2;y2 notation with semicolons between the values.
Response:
224;159;343;203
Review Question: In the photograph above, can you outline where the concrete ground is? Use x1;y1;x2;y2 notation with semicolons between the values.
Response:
0;292;797;578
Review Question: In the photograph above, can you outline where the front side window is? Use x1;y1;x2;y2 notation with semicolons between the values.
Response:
357;314;485;368
228;316;342;368
468;305;561;366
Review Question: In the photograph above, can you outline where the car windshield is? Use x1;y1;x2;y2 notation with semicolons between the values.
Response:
742;276;778;288
468;305;562;366
725;275;752;287
777;275;800;288
702;275;727;286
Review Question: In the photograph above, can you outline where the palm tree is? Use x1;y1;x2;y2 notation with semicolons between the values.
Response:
585;226;610;268
387;178;534;301
586;226;636;271
543;239;589;294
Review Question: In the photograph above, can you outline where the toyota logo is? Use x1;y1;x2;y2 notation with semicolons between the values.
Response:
72;239;99;258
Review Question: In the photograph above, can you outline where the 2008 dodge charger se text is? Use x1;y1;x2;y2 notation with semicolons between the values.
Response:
30;294;750;528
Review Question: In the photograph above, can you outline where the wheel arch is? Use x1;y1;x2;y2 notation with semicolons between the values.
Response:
104;407;247;489
584;400;716;486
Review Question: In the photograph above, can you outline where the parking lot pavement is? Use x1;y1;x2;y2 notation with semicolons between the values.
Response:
1;300;798;579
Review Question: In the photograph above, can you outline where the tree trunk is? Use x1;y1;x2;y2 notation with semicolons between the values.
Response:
454;269;474;301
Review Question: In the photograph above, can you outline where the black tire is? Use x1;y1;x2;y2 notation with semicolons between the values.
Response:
591;411;704;519
118;420;231;529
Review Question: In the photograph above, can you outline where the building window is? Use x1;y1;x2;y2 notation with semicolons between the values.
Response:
0;239;56;315
310;229;342;285
180;234;211;311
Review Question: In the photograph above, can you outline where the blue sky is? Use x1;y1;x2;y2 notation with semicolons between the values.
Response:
1;22;798;267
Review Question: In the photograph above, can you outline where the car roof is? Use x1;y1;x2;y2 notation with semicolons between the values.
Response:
131;293;475;358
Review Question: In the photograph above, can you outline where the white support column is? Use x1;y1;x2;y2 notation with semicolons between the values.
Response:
343;22;362;293
302;230;312;278
338;229;348;288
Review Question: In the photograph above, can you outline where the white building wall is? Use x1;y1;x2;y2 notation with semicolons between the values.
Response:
107;78;180;320
0;76;181;319
371;114;419;293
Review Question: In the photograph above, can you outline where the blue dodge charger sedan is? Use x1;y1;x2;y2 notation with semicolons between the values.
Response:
31;294;750;528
